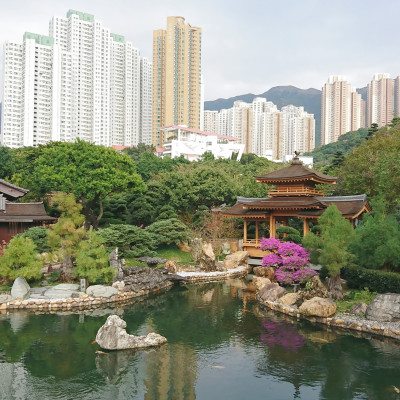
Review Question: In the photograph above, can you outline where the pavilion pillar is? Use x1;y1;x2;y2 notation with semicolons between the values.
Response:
244;219;248;242
303;219;310;236
269;215;276;238
255;220;259;243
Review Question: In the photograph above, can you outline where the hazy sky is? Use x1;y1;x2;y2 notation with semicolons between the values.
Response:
0;0;399;100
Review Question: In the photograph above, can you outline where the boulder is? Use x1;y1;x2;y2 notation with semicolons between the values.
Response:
0;294;13;304
112;281;125;293
221;242;231;255
253;266;276;281
279;293;299;306
43;284;82;299
87;285;118;298
350;302;368;316
258;283;287;302
215;261;227;272
109;248;124;281
96;315;167;350
199;243;216;271
299;297;337;317
365;293;400;322
223;251;249;270
165;260;178;274
11;277;30;300
252;276;271;291
297;276;330;302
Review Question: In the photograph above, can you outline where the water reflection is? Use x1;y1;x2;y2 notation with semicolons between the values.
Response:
0;280;399;399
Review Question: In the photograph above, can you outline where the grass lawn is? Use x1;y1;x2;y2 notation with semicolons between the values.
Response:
335;288;377;314
155;245;194;265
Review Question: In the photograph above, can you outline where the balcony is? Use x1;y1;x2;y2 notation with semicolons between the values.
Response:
268;186;324;197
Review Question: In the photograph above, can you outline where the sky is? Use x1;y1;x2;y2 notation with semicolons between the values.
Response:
0;0;399;101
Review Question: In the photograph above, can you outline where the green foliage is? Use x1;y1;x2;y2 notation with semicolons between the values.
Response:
155;205;179;221
0;237;42;280
16;140;144;228
341;265;400;294
367;123;378;139
0;147;15;179
276;226;301;244
145;218;191;246
98;224;157;258
303;204;354;277
74;231;114;283
337;125;400;211
336;287;378;313
18;226;51;253
350;202;400;271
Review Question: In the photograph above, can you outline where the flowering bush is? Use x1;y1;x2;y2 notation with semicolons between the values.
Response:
260;237;316;284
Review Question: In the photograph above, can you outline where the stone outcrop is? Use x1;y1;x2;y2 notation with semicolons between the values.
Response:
252;276;271;291
87;285;119;298
42;284;82;299
110;248;124;281
11;277;30;299
253;266;276;281
365;293;400;322
299;297;337;317
350;302;368;316
0;294;13;304
122;267;175;293
297;276;330;302
165;260;179;274
257;283;287;302
199;243;216;271
215;261;227;272
112;281;125;293
96;315;167;350
223;251;249;270
279;293;299;306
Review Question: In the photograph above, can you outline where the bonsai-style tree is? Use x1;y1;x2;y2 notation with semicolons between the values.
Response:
303;204;354;299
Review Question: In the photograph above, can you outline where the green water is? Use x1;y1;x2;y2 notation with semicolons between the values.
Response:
1;280;400;400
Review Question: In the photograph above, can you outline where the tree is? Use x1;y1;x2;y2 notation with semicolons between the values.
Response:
367;123;379;139
19;140;145;229
0;236;42;280
145;218;191;246
303;205;354;299
18;226;51;254
47;193;86;281
74;230;114;283
0;147;15;179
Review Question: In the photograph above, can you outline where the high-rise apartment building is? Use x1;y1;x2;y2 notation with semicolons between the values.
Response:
367;73;394;128
321;76;365;145
152;16;202;147
396;76;400;118
203;110;218;134
1;10;152;148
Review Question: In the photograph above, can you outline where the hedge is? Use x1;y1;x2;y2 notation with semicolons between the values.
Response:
341;265;400;294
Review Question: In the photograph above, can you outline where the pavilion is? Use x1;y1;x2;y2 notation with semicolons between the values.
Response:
222;157;371;257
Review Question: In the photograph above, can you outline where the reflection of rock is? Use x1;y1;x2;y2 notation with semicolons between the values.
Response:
96;315;167;350
85;308;122;317
96;348;138;383
87;285;118;298
258;283;287;302
223;251;248;270
366;294;400;322
202;289;214;303
11;277;30;299
350;302;368;316
299;297;337;317
226;278;248;289
9;312;29;333
301;330;337;344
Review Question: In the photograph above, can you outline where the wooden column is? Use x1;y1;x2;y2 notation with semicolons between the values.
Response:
244;219;247;242
303;218;310;236
255;220;259;242
269;215;276;238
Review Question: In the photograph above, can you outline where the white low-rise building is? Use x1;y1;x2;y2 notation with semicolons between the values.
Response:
160;125;244;161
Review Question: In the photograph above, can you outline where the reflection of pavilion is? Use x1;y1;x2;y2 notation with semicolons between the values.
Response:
222;157;371;257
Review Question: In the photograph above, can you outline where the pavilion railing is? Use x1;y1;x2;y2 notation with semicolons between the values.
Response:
268;186;324;196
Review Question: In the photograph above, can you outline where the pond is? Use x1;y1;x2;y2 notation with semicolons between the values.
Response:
0;279;400;400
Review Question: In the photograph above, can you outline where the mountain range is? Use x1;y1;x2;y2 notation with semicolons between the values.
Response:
205;86;367;147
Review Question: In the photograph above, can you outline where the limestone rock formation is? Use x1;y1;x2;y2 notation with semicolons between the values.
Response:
165;260;179;274
349;302;368;316
257;283;287;302
122;267;175;292
297;276;330;302
223;251;249;270
365;293;400;322
96;315;167;350
199;243;216;271
110;248;124;281
112;281;125;293
253;266;276;281
299;297;337;317
279;293;299;306
87;285;118;298
0;294;13;304
43;284;82;299
252;276;271;291
11;277;30;299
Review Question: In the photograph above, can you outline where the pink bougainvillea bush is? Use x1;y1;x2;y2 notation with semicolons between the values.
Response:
260;237;317;285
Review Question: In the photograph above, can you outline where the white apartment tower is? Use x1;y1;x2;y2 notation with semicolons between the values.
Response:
203;110;219;134
367;73;394;128
321;76;365;145
1;10;152;148
396;76;400;118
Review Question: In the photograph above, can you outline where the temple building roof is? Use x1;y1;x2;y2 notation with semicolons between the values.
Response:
0;179;30;200
0;202;57;223
254;157;337;184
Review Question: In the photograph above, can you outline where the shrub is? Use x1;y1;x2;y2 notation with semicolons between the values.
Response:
341;265;400;294
0;237;43;280
18;226;51;253
275;226;301;244
145;218;191;246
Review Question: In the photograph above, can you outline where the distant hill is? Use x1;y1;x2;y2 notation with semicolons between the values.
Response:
205;85;322;145
205;85;368;147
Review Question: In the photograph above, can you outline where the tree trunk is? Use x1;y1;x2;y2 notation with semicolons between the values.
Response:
327;274;343;300
59;254;74;282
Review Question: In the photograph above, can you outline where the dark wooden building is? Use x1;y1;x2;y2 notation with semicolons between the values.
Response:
0;180;56;245
222;157;371;257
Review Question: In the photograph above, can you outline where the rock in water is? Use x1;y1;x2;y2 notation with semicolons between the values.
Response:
11;277;30;299
96;315;167;350
299;297;337;317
